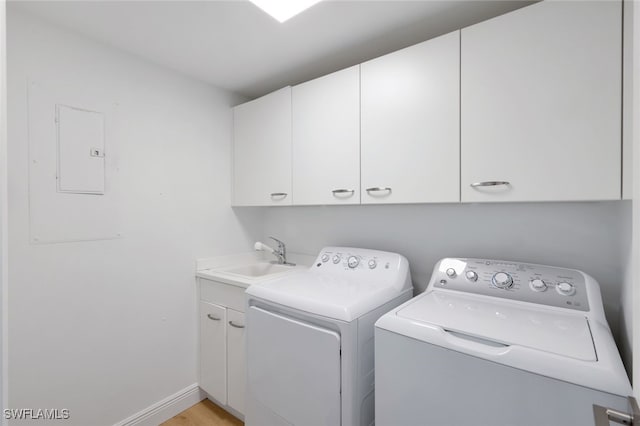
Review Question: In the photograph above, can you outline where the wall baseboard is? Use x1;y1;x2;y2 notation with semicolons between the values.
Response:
114;384;204;426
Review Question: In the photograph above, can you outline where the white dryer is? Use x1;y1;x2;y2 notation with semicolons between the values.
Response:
375;258;632;426
245;247;412;426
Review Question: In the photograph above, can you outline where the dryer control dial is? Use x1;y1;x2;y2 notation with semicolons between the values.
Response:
332;255;341;264
492;272;513;289
347;256;359;269
465;271;478;282
446;268;457;278
368;259;377;269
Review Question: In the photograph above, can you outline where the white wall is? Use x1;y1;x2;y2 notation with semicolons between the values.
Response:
263;201;631;343
7;9;261;425
1;0;7;421
631;0;640;399
620;0;636;384
621;205;634;380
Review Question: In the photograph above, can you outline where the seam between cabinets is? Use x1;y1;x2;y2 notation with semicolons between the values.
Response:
459;30;462;203
359;65;362;205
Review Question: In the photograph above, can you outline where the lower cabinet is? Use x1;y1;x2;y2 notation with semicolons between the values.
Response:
198;279;246;417
199;301;227;404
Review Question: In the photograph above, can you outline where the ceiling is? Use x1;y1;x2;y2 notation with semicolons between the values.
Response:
9;0;531;99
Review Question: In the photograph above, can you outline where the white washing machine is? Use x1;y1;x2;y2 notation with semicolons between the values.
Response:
245;247;413;426
375;258;633;426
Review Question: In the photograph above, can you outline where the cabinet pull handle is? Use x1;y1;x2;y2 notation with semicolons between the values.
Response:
470;181;510;188
270;192;288;198
366;187;392;193
207;314;221;321
228;321;245;329
332;189;355;195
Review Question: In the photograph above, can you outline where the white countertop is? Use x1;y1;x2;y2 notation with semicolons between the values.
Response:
196;251;315;288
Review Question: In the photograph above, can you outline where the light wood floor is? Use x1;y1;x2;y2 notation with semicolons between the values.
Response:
161;400;243;426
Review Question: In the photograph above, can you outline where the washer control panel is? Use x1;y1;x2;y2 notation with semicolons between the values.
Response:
431;258;589;311
314;247;398;273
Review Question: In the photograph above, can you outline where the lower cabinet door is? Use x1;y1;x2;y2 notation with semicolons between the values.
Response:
227;309;246;415
200;301;227;404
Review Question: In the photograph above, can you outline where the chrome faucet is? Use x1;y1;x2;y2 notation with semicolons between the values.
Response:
269;236;289;265
254;236;296;266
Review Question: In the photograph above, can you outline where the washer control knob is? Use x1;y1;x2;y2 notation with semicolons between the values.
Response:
529;279;547;292
347;256;359;269
321;254;330;263
332;255;341;264
446;268;457;278
368;259;377;269
465;271;478;282
556;282;575;296
492;272;513;289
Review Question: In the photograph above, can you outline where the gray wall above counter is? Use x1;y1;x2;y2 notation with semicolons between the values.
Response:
260;201;630;347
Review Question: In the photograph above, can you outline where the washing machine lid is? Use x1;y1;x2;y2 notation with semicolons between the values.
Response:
397;290;596;361
246;270;406;322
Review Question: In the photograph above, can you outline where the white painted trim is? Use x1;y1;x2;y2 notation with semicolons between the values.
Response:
113;384;204;426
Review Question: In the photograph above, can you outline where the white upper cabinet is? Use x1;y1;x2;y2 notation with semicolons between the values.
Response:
361;31;460;204
292;66;360;205
233;87;292;206
461;1;622;202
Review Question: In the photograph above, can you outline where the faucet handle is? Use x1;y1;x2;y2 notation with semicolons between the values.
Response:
268;236;285;249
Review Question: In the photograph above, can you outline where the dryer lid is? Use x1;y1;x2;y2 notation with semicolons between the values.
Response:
397;290;596;361
246;270;408;322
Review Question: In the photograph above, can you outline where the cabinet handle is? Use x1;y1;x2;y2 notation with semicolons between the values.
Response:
470;181;510;188
228;321;245;329
366;187;392;194
270;192;288;198
332;189;355;195
207;314;221;321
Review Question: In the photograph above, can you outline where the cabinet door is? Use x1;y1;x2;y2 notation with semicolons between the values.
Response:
199;301;227;403
292;66;360;205
461;1;621;202
233;87;292;206
361;31;460;204
227;309;246;415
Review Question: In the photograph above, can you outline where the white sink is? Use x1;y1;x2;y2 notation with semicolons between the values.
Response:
222;262;297;278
